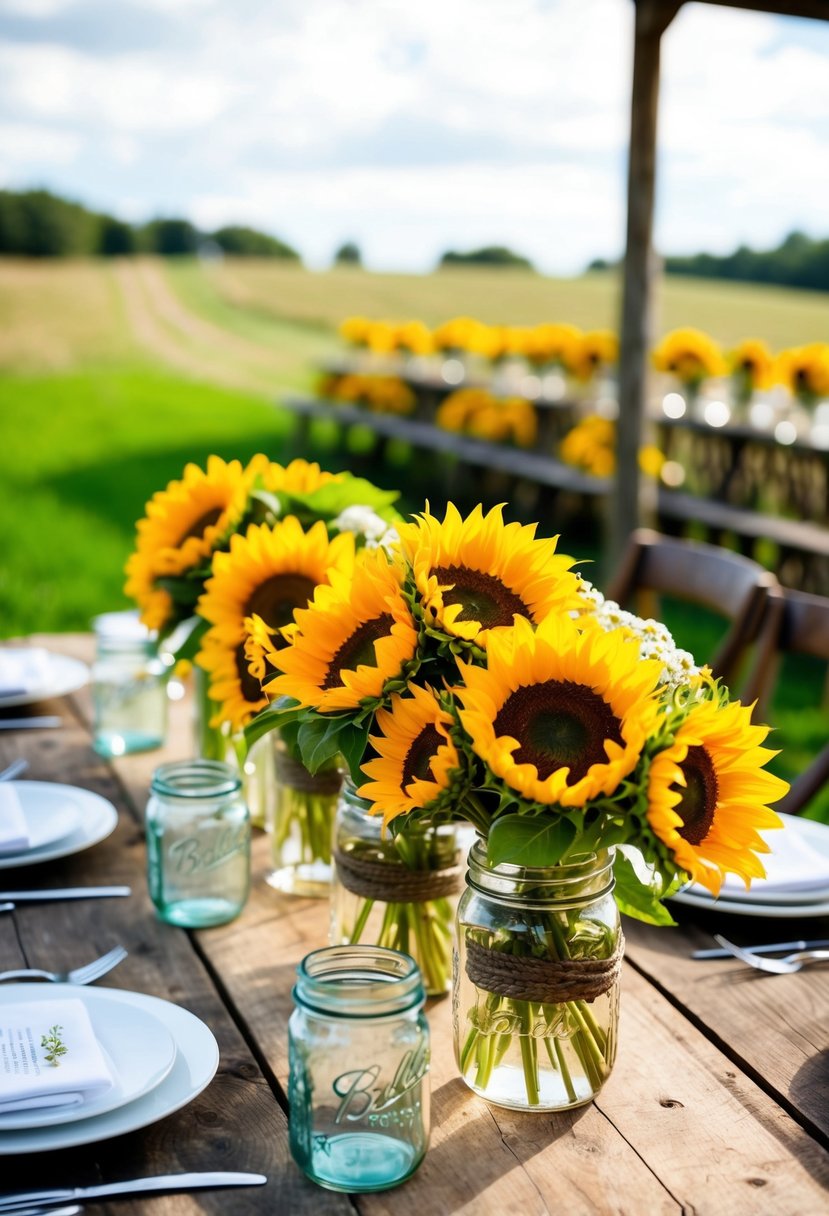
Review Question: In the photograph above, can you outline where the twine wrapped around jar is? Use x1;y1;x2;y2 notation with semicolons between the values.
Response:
274;748;343;797
333;846;463;905
464;934;624;1005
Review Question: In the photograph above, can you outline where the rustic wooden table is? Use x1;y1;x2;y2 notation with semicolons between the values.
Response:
1;635;828;1215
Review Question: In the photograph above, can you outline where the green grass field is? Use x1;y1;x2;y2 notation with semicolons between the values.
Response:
1;255;826;817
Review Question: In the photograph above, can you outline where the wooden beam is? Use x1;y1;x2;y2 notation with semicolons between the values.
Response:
607;0;681;574
701;0;829;20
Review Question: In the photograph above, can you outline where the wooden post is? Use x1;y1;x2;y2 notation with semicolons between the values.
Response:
607;0;682;575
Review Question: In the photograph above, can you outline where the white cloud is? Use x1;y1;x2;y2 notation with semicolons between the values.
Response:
0;0;826;269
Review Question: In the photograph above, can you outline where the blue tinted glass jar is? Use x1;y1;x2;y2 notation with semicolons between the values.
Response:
289;945;430;1192
146;760;251;928
92;611;167;757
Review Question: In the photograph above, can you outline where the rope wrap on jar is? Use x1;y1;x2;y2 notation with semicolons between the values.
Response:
464;934;624;1004
333;846;463;904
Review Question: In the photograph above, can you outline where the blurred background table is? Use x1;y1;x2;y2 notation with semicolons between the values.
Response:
1;634;828;1215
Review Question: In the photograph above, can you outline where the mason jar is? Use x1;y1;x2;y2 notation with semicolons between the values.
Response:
146;760;251;928
453;842;622;1112
92;610;168;757
267;738;342;897
288;945;430;1192
331;783;461;996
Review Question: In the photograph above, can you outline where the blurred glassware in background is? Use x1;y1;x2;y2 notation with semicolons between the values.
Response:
92;610;168;757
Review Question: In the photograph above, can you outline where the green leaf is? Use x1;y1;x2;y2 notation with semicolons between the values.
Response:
338;722;370;787
486;813;578;868
297;717;347;774
612;851;677;926
243;698;304;749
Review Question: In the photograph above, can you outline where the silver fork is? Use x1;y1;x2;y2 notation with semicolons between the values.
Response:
0;945;128;984
714;935;829;975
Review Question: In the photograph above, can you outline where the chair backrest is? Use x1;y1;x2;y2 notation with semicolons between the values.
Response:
742;586;829;818
605;528;779;690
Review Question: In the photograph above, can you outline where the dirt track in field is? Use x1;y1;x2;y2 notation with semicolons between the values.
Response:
114;258;279;392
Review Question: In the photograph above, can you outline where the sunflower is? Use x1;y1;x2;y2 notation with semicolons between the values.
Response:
339;316;372;346
125;455;251;630
432;316;492;355
359;684;461;827
264;548;419;713
457;614;663;807
570;330;619;382
397;502;582;650
246;454;344;496
523;323;582;370
728;339;774;390
195;518;355;730
774;343;829;406
646;698;787;895
395;320;434;357
652;328;726;386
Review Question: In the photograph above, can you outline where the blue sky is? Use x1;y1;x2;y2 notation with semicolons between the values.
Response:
0;0;827;274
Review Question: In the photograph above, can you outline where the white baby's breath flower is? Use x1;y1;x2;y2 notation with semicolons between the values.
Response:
332;505;389;542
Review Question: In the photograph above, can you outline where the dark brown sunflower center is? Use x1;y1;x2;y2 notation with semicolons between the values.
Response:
322;614;394;690
795;368;810;389
235;643;265;705
402;725;443;789
493;680;622;782
177;506;223;545
247;574;318;632
672;744;719;845
432;564;529;630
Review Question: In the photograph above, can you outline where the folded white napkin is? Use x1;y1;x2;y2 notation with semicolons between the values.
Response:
0;785;29;855
0;999;115;1114
0;648;52;698
722;821;829;897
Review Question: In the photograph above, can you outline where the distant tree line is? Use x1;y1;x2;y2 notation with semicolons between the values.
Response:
0;189;301;260
589;231;829;293
439;245;534;271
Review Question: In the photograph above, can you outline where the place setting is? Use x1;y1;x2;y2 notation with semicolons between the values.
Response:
0;649;89;713
0;979;220;1156
0;780;118;872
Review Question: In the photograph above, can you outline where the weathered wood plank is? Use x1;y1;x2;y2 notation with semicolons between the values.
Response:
623;913;829;1144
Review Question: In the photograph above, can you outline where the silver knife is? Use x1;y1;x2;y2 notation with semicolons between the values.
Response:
0;888;130;902
693;937;829;960
0;1173;267;1211
0;719;62;731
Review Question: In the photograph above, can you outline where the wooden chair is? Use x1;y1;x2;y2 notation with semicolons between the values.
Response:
742;586;829;818
605;528;780;692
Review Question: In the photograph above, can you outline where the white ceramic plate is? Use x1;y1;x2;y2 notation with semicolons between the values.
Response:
0;783;117;870
0;984;219;1153
673;813;829;911
0;653;89;709
1;799;81;857
0;985;177;1129
668;886;829;919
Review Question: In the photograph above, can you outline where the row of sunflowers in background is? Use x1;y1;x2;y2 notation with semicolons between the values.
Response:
339;316;829;409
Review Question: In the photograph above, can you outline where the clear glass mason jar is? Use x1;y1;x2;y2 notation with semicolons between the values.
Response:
267;737;342;898
331;783;461;997
92;611;168;757
146;760;251;928
453;842;621;1112
288;945;430;1192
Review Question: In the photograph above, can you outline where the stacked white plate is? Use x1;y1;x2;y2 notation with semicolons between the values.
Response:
0;984;219;1152
0;648;88;708
0;782;118;870
671;811;829;918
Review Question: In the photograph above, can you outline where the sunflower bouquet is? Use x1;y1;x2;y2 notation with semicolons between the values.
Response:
125;454;401;886
245;500;787;1103
652;327;727;405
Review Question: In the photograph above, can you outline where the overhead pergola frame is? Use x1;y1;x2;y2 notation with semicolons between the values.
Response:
608;0;829;569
